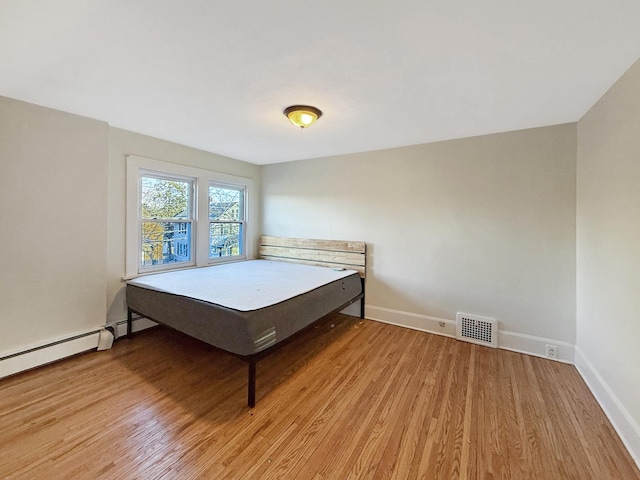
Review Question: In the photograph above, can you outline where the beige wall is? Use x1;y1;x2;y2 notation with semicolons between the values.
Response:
0;95;261;356
0;97;109;353
576;59;640;460
106;128;261;327
261;124;577;344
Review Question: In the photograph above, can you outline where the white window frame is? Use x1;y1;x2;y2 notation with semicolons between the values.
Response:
125;155;253;279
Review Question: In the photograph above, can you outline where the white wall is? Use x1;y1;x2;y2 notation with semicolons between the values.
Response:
261;124;577;358
0;96;109;354
576;59;640;464
106;128;261;330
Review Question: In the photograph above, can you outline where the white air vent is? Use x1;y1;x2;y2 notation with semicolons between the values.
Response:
456;313;498;348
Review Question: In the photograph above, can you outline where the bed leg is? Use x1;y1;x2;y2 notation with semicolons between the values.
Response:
127;308;133;337
248;360;257;408
360;278;366;319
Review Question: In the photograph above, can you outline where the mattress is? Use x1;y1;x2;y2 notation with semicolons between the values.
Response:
126;260;363;356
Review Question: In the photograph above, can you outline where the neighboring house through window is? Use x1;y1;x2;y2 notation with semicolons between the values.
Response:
140;172;194;269
209;184;245;259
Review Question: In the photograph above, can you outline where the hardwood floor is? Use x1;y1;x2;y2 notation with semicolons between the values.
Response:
1;315;638;479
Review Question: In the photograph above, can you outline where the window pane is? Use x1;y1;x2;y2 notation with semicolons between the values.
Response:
141;221;191;266
209;222;242;258
209;186;242;221
141;176;190;219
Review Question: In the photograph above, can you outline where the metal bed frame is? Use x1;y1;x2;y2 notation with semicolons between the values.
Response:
127;236;366;407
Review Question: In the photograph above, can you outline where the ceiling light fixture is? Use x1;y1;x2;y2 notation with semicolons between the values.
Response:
283;105;322;129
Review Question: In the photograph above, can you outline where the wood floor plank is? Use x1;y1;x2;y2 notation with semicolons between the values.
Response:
1;315;638;480
287;327;406;478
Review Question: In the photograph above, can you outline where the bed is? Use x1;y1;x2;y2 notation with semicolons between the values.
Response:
126;236;366;407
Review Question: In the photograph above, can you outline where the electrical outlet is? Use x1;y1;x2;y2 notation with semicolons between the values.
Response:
545;344;558;359
439;321;445;328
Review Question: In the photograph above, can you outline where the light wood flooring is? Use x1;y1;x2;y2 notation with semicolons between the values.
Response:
1;315;638;479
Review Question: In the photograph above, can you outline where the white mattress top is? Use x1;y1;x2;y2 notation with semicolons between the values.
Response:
127;260;358;311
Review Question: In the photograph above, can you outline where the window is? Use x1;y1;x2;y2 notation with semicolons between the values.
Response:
209;184;245;258
126;155;253;278
140;173;194;270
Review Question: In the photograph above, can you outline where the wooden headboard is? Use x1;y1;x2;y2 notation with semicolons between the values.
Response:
259;236;366;278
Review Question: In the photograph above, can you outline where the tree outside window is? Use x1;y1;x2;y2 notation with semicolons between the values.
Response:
140;175;193;267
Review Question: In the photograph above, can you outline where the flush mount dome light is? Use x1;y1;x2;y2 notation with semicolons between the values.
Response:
283;105;322;129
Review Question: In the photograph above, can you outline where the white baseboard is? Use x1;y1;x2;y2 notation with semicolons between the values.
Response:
499;330;575;364
0;329;102;379
365;305;575;363
365;304;457;338
575;347;640;469
114;315;157;338
340;302;361;317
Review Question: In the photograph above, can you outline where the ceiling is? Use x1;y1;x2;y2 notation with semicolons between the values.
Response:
1;1;639;165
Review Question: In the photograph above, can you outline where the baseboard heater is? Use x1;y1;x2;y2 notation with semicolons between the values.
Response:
0;328;113;380
456;312;498;348
114;313;154;337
